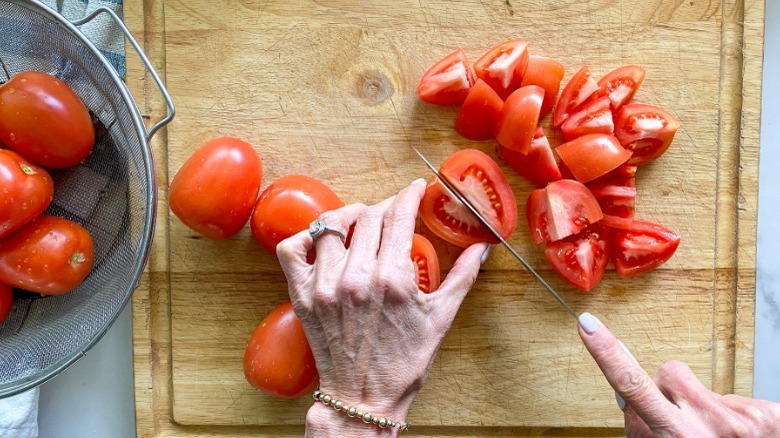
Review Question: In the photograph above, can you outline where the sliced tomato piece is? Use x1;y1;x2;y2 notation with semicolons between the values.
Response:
614;104;680;165
594;65;645;110
417;49;476;105
420;149;517;248
612;220;680;277
561;96;614;142
473;40;529;100
556;134;632;183
520;55;565;118
526;179;603;244
454;79;504;140
499;127;561;187
411;234;441;293
600;215;635;230
558;160;575;180
545;224;609;292
553;65;600;127
587;172;636;219
495;85;544;154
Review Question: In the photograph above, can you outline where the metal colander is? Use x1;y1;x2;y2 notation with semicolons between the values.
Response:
0;0;173;397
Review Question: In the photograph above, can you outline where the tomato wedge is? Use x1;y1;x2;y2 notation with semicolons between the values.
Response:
420;149;517;248
473;40;529;100
587;169;637;219
593;65;645;110
520;55;565;118
553;65;600;127
499;126;561;187
417;49;476;105
411;234;440;293
612;220;680;277
545;224;609;292
495;85;544;154
556;134;632;183
454;79;504;140
0;283;12;324
526;179;603;244
561;96;614;142
614;104;680;165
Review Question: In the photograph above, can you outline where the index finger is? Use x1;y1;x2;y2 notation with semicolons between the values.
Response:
376;178;427;265
577;312;679;428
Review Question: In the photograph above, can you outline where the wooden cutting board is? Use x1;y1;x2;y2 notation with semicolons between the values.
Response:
127;0;764;436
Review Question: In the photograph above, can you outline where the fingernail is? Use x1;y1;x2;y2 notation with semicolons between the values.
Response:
615;391;626;410
412;178;426;186
618;340;639;364
578;312;600;334
480;245;492;265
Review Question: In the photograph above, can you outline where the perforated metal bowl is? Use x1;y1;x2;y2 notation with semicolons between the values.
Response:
0;0;174;397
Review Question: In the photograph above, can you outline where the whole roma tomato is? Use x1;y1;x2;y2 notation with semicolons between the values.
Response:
169;137;263;240
0;149;54;239
243;300;318;398
250;175;344;256
0;283;12;324
0;216;94;295
0;71;95;168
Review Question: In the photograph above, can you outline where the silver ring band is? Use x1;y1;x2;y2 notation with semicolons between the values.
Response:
308;220;346;244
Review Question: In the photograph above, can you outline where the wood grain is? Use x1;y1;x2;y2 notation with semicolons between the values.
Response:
128;0;764;436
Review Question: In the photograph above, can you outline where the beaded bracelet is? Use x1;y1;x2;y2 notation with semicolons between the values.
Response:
313;388;411;432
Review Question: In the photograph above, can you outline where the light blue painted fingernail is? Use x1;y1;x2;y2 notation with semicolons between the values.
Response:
615;391;626;410
578;312;600;334
480;245;492;265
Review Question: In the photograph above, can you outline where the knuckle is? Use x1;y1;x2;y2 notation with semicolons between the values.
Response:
616;368;654;401
317;210;343;227
656;360;692;384
338;275;370;303
312;288;337;308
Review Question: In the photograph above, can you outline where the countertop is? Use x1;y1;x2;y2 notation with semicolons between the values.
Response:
37;3;779;437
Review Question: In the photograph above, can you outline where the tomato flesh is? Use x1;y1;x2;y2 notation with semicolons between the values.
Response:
521;55;565;118
526;179;603;244
0;150;54;240
561;96;614;142
0;283;12;324
418;49;476;105
553;65;600;127
454;79;504;141
614;104;679;165
594;65;645;110
411;234;440;293
587;170;637;219
556;134;632;183
612;220;680;277
495;85;544;154
474;40;529;100
545;224;609;292
499;126;561;187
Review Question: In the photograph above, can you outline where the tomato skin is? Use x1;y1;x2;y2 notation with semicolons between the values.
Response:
553;65;600;127
526;179;603;244
561;96;614;142
417;49;476;105
614;104;680;165
0;71;95;169
612;220;680;277
0;150;54;239
495;85;544;154
420;149;517;248
545;224;609;292
593;65;645;110
454;79;504;141
411;234;440;293
587;171;636;219
0;283;12;324
520;55;565;118
474;40;530;100
556;134;632;183
251;175;344;256
499;126;561;187
0;216;94;295
169;137;263;240
243;301;318;398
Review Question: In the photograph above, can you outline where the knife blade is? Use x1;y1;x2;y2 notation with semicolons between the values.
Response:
413;147;579;320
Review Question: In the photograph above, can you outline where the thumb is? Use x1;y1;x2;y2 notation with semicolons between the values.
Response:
428;242;488;326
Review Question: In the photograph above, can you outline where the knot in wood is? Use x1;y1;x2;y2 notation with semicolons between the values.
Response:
356;70;393;105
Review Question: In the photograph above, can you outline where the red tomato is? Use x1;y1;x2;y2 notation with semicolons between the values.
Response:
411;234;440;293
0;283;12;324
169;137;263;240
495;85;544;154
593;65;645;110
526;179;603;244
243;300;318;398
556;134;632;183
520;55;565;118
545;224;609;292
0;150;54;239
0;216;94;295
499;126;561;187
420;149;517;248
587;172;636;219
553;65;600;127
454;79;504;141
473;40;530;100
0;71;95;168
251;175;344;256
560;96;614;142
417;49;476;105
612;220;680;277
614;104;680;165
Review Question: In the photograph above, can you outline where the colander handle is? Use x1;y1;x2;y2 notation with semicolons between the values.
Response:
71;7;175;143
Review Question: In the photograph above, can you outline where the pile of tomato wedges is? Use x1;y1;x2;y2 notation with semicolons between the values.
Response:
417;40;681;291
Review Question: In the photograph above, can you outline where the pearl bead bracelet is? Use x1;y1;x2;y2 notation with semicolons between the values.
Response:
313;388;410;432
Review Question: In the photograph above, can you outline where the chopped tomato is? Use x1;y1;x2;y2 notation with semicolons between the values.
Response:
473;40;529;100
556;134;632;183
454;79;504;140
520;55;565;118
417;49;476;105
560;96;614;141
411;234;440;293
495;85;544;154
526;179;603;244
612;220;680;277
587;172;636;219
593;65;645;110
420;149;517;248
545;224;609;292
499;126;561;187
614;104;679;165
558;160;576;180
553;65;600;127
